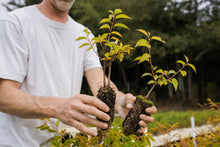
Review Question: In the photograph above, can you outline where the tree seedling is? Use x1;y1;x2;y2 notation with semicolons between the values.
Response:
76;8;133;142
122;29;196;136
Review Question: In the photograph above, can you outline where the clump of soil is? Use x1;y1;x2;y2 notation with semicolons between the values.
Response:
96;85;116;142
122;97;153;136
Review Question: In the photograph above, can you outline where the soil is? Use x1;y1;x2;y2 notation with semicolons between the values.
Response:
96;85;116;142
122;97;152;136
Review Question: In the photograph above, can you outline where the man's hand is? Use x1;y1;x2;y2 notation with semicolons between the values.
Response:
0;79;110;136
118;93;157;134
55;94;110;136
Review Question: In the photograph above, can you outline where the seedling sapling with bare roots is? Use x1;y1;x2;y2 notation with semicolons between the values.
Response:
122;29;196;136
76;8;133;142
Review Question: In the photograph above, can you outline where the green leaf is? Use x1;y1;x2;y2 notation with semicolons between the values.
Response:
99;18;111;24
91;37;99;41
135;39;149;48
168;70;176;74
111;36;120;42
151;36;166;43
115;14;132;20
188;63;197;73
46;118;50;121
158;80;164;86
56;120;60;127
48;129;57;133
40;125;50;130
76;36;86;41
105;42;113;48
100;24;110;30
170;78;178;91
156;69;164;74
109;14;113;20
101;33;109;39
180;70;187;77
147;80;155;85
114;9;122;14
136;29;149;37
104;53;111;60
134;53;150;64
184;55;189;63
117;53;124;62
111;31;122;37
83;29;90;34
148;134;155;142
87;47;93;51
154;74;159;80
79;43;89;48
108;10;114;14
176;60;185;66
141;73;152;77
114;23;129;30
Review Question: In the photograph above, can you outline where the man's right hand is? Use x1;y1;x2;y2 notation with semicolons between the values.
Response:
55;94;110;136
0;79;110;136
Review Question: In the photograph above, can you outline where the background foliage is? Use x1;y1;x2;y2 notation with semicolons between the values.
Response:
4;0;220;107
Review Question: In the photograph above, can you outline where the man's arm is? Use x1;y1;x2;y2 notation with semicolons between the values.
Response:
0;79;110;136
84;67;157;133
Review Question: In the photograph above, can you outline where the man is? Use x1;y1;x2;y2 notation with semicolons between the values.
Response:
0;0;157;146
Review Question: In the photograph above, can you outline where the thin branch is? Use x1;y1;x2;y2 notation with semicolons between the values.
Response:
144;81;158;99
86;34;100;59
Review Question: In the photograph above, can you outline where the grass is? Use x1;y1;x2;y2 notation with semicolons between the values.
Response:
113;109;218;135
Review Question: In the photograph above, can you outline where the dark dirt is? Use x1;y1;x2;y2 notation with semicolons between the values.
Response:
96;86;116;142
122;97;152;136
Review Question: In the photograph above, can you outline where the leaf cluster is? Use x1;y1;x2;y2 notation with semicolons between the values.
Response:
77;9;133;62
76;9;133;86
37;119;155;147
172;99;220;146
134;29;196;93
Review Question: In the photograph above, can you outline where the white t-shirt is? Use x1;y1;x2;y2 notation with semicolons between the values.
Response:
0;5;101;147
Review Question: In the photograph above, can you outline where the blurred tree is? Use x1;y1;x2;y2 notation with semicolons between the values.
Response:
4;0;220;104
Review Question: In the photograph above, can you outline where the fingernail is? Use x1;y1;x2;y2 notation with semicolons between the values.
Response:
93;132;98;136
139;114;144;119
106;106;110;112
106;115;110;121
104;123;108;128
145;108;152;113
127;103;132;109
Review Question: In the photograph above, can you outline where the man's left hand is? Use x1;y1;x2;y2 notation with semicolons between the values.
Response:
118;93;157;134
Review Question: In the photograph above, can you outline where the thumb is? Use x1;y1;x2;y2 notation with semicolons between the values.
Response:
125;93;135;109
119;93;135;109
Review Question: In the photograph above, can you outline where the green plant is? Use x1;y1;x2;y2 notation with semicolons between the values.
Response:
77;9;133;87
76;8;133;142
172;99;220;146
122;29;196;136
134;29;196;95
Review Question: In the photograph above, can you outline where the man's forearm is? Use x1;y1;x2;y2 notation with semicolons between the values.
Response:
0;82;61;118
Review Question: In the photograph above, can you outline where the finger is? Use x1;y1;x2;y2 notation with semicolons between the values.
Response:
74;104;110;122
80;95;110;112
137;128;144;134
139;120;147;128
67;110;109;129
125;93;136;109
119;95;126;107
137;127;147;134
118;106;129;119
65;118;98;136
140;114;155;123
145;106;157;114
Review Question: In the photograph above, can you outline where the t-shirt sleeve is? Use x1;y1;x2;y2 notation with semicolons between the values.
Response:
0;17;29;83
83;32;102;71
